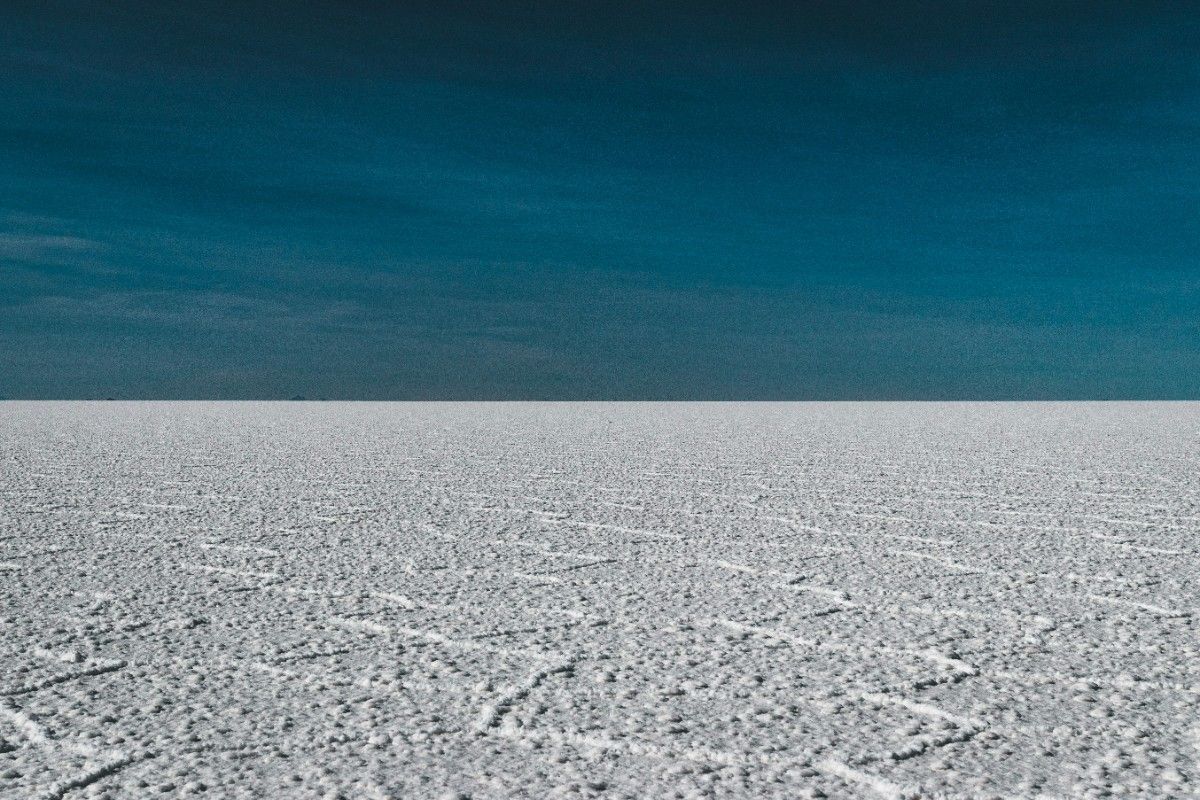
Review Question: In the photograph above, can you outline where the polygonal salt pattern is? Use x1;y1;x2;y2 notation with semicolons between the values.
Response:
0;401;1197;799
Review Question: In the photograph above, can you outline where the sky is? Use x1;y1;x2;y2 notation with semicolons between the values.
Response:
2;1;1199;399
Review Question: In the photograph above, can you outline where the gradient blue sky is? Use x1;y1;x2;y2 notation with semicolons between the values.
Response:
3;1;1199;398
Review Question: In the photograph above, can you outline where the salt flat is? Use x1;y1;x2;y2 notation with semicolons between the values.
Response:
0;402;1196;799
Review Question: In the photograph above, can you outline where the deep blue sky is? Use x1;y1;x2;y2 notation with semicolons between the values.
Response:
3;1;1199;398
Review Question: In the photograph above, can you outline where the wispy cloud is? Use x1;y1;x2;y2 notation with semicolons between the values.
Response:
0;234;100;260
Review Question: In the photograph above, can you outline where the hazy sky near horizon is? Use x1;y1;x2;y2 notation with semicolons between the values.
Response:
3;1;1199;398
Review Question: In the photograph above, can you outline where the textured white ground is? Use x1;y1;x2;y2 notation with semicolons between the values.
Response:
1;402;1197;800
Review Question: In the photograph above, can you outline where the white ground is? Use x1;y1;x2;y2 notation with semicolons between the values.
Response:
0;402;1197;800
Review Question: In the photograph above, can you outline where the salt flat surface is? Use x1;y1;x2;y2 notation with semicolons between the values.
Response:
0;402;1197;799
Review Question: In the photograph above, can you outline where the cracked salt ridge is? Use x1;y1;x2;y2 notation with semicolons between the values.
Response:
2;401;1198;799
326;617;565;662
0;658;127;697
475;658;580;734
0;699;143;800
